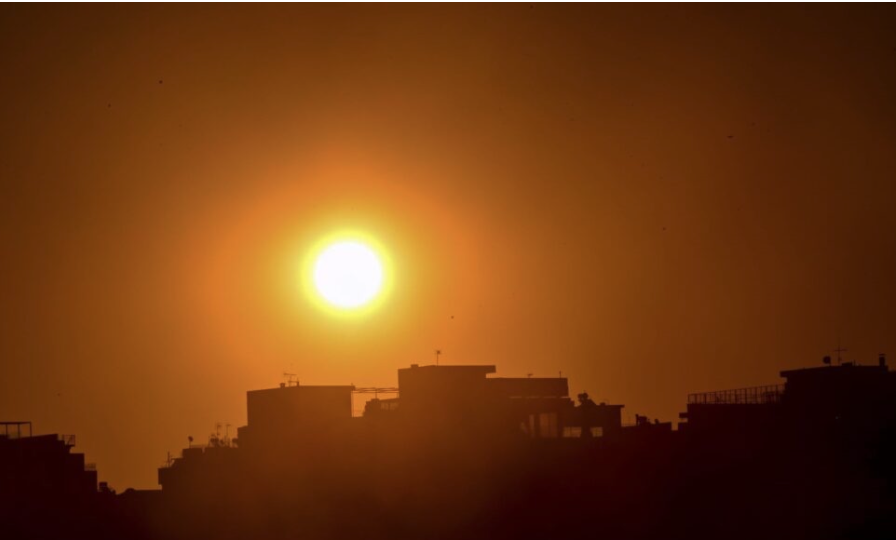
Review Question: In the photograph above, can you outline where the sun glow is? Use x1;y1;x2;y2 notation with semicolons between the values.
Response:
307;237;388;312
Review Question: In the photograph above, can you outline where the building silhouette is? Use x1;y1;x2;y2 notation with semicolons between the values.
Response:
680;355;896;437
0;422;98;497
4;353;896;539
0;422;127;539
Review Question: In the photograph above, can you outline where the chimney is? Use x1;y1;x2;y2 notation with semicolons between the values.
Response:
879;354;887;368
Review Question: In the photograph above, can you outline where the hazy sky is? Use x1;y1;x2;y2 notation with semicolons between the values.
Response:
2;4;895;489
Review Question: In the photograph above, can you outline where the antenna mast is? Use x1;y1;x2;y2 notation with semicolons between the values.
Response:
834;339;848;365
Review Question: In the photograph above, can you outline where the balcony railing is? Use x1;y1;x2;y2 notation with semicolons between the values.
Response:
688;384;784;406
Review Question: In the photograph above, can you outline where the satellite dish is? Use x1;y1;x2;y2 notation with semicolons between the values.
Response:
823;356;832;365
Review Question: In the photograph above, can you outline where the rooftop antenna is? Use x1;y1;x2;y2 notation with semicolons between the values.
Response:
834;339;848;365
283;373;298;386
435;349;442;366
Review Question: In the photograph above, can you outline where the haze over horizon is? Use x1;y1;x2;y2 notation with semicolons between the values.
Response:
2;3;896;489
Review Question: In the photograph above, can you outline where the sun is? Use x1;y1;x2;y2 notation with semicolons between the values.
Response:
312;240;385;309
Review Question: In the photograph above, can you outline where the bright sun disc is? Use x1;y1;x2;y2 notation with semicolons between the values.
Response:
313;241;384;309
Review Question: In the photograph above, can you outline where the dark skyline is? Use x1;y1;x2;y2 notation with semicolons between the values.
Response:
1;4;896;490
5;355;896;539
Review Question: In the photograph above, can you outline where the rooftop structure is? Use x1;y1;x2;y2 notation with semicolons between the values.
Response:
238;383;356;451
680;354;896;434
687;384;784;406
1;421;33;439
0;423;98;498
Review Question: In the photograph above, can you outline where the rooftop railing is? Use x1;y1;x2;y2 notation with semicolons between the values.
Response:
688;384;784;405
1;422;32;439
57;434;76;446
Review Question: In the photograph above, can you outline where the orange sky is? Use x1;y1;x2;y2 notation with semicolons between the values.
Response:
2;4;896;489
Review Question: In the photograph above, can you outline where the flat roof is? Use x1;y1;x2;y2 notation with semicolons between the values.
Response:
399;364;497;373
247;384;356;395
780;363;888;378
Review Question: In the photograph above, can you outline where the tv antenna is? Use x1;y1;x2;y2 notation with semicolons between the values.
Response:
834;340;848;365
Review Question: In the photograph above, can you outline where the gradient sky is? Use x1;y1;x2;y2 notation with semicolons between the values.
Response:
2;4;896;489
